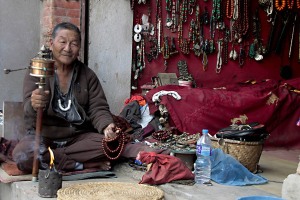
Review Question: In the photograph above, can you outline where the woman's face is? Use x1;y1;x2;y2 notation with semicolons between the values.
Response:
50;29;81;67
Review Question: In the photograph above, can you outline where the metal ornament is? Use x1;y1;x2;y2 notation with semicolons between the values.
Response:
58;99;72;112
134;24;142;33
134;33;142;42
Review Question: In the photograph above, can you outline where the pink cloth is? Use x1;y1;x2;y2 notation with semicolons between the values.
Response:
138;151;194;185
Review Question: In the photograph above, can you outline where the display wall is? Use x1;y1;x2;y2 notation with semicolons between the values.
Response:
130;0;300;94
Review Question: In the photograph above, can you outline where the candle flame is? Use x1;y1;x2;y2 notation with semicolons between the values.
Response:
48;147;54;169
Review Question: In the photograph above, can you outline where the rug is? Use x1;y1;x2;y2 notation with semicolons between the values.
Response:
0;161;116;183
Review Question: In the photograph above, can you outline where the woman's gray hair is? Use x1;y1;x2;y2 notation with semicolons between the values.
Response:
52;22;81;42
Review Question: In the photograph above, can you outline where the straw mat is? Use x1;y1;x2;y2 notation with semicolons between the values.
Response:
57;182;164;200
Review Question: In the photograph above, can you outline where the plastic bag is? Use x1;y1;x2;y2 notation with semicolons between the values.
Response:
211;148;268;186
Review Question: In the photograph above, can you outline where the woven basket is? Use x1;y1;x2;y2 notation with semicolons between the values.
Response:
211;137;264;173
57;182;164;200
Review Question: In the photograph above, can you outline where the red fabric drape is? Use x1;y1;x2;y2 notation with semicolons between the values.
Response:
144;78;300;149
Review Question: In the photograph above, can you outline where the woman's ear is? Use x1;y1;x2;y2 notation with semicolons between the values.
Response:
49;39;53;50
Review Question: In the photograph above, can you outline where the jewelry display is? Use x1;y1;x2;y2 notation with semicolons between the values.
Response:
130;0;299;92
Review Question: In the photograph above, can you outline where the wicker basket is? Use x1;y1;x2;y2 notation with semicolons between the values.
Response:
211;137;264;173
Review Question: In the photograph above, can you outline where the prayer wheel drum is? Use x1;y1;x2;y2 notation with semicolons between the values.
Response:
30;58;55;78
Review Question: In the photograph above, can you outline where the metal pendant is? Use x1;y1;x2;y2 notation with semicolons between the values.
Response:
134;24;142;33
134;33;142;42
58;99;72;112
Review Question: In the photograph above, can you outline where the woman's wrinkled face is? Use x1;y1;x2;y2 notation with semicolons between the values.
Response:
50;29;81;67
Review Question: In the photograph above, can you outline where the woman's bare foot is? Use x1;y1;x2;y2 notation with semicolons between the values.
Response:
83;161;111;171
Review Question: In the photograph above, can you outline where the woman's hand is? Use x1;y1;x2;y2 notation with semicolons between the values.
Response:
31;89;50;111
103;123;118;140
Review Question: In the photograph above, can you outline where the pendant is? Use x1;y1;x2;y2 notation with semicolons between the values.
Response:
134;33;142;42
58;99;72;112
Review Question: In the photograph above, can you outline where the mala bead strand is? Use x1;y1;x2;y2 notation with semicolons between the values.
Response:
275;0;286;11
102;130;126;160
287;0;295;9
297;0;300;8
226;0;234;19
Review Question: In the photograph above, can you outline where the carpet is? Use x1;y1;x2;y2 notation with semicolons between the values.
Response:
0;161;116;183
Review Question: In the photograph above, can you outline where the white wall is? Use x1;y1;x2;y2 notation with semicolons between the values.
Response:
89;0;132;114
0;0;41;109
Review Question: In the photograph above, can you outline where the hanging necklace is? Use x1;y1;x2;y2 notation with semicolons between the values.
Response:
275;0;286;11
202;51;208;71
287;0;294;9
216;40;223;73
226;0;234;19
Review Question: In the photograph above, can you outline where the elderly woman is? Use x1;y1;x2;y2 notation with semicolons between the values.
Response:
12;22;118;173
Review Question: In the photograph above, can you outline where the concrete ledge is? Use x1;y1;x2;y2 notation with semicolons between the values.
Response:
282;174;300;200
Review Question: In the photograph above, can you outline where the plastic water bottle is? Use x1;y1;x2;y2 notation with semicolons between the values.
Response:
195;129;212;184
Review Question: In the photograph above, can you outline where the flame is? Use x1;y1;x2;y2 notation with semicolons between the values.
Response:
48;147;54;169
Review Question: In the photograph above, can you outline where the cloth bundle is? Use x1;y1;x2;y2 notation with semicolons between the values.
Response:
137;151;194;185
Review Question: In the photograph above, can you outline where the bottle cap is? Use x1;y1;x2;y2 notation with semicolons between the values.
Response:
202;129;209;134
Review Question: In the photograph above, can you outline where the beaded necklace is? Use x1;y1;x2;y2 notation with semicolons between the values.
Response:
275;0;286;11
102;129;126;160
166;0;172;11
162;36;170;59
226;0;234;19
181;0;188;23
297;0;300;8
171;0;177;32
287;0;294;9
188;0;196;15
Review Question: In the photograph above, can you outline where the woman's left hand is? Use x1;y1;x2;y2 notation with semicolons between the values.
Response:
103;123;117;139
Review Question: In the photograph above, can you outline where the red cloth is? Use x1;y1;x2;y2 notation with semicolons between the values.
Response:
144;78;300;149
124;95;146;106
138;151;194;185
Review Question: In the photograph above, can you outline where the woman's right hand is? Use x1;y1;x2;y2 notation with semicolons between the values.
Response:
31;89;50;111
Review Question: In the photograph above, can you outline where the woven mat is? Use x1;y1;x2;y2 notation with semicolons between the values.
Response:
57;182;164;200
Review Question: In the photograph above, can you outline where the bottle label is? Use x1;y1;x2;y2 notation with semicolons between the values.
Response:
197;144;211;157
